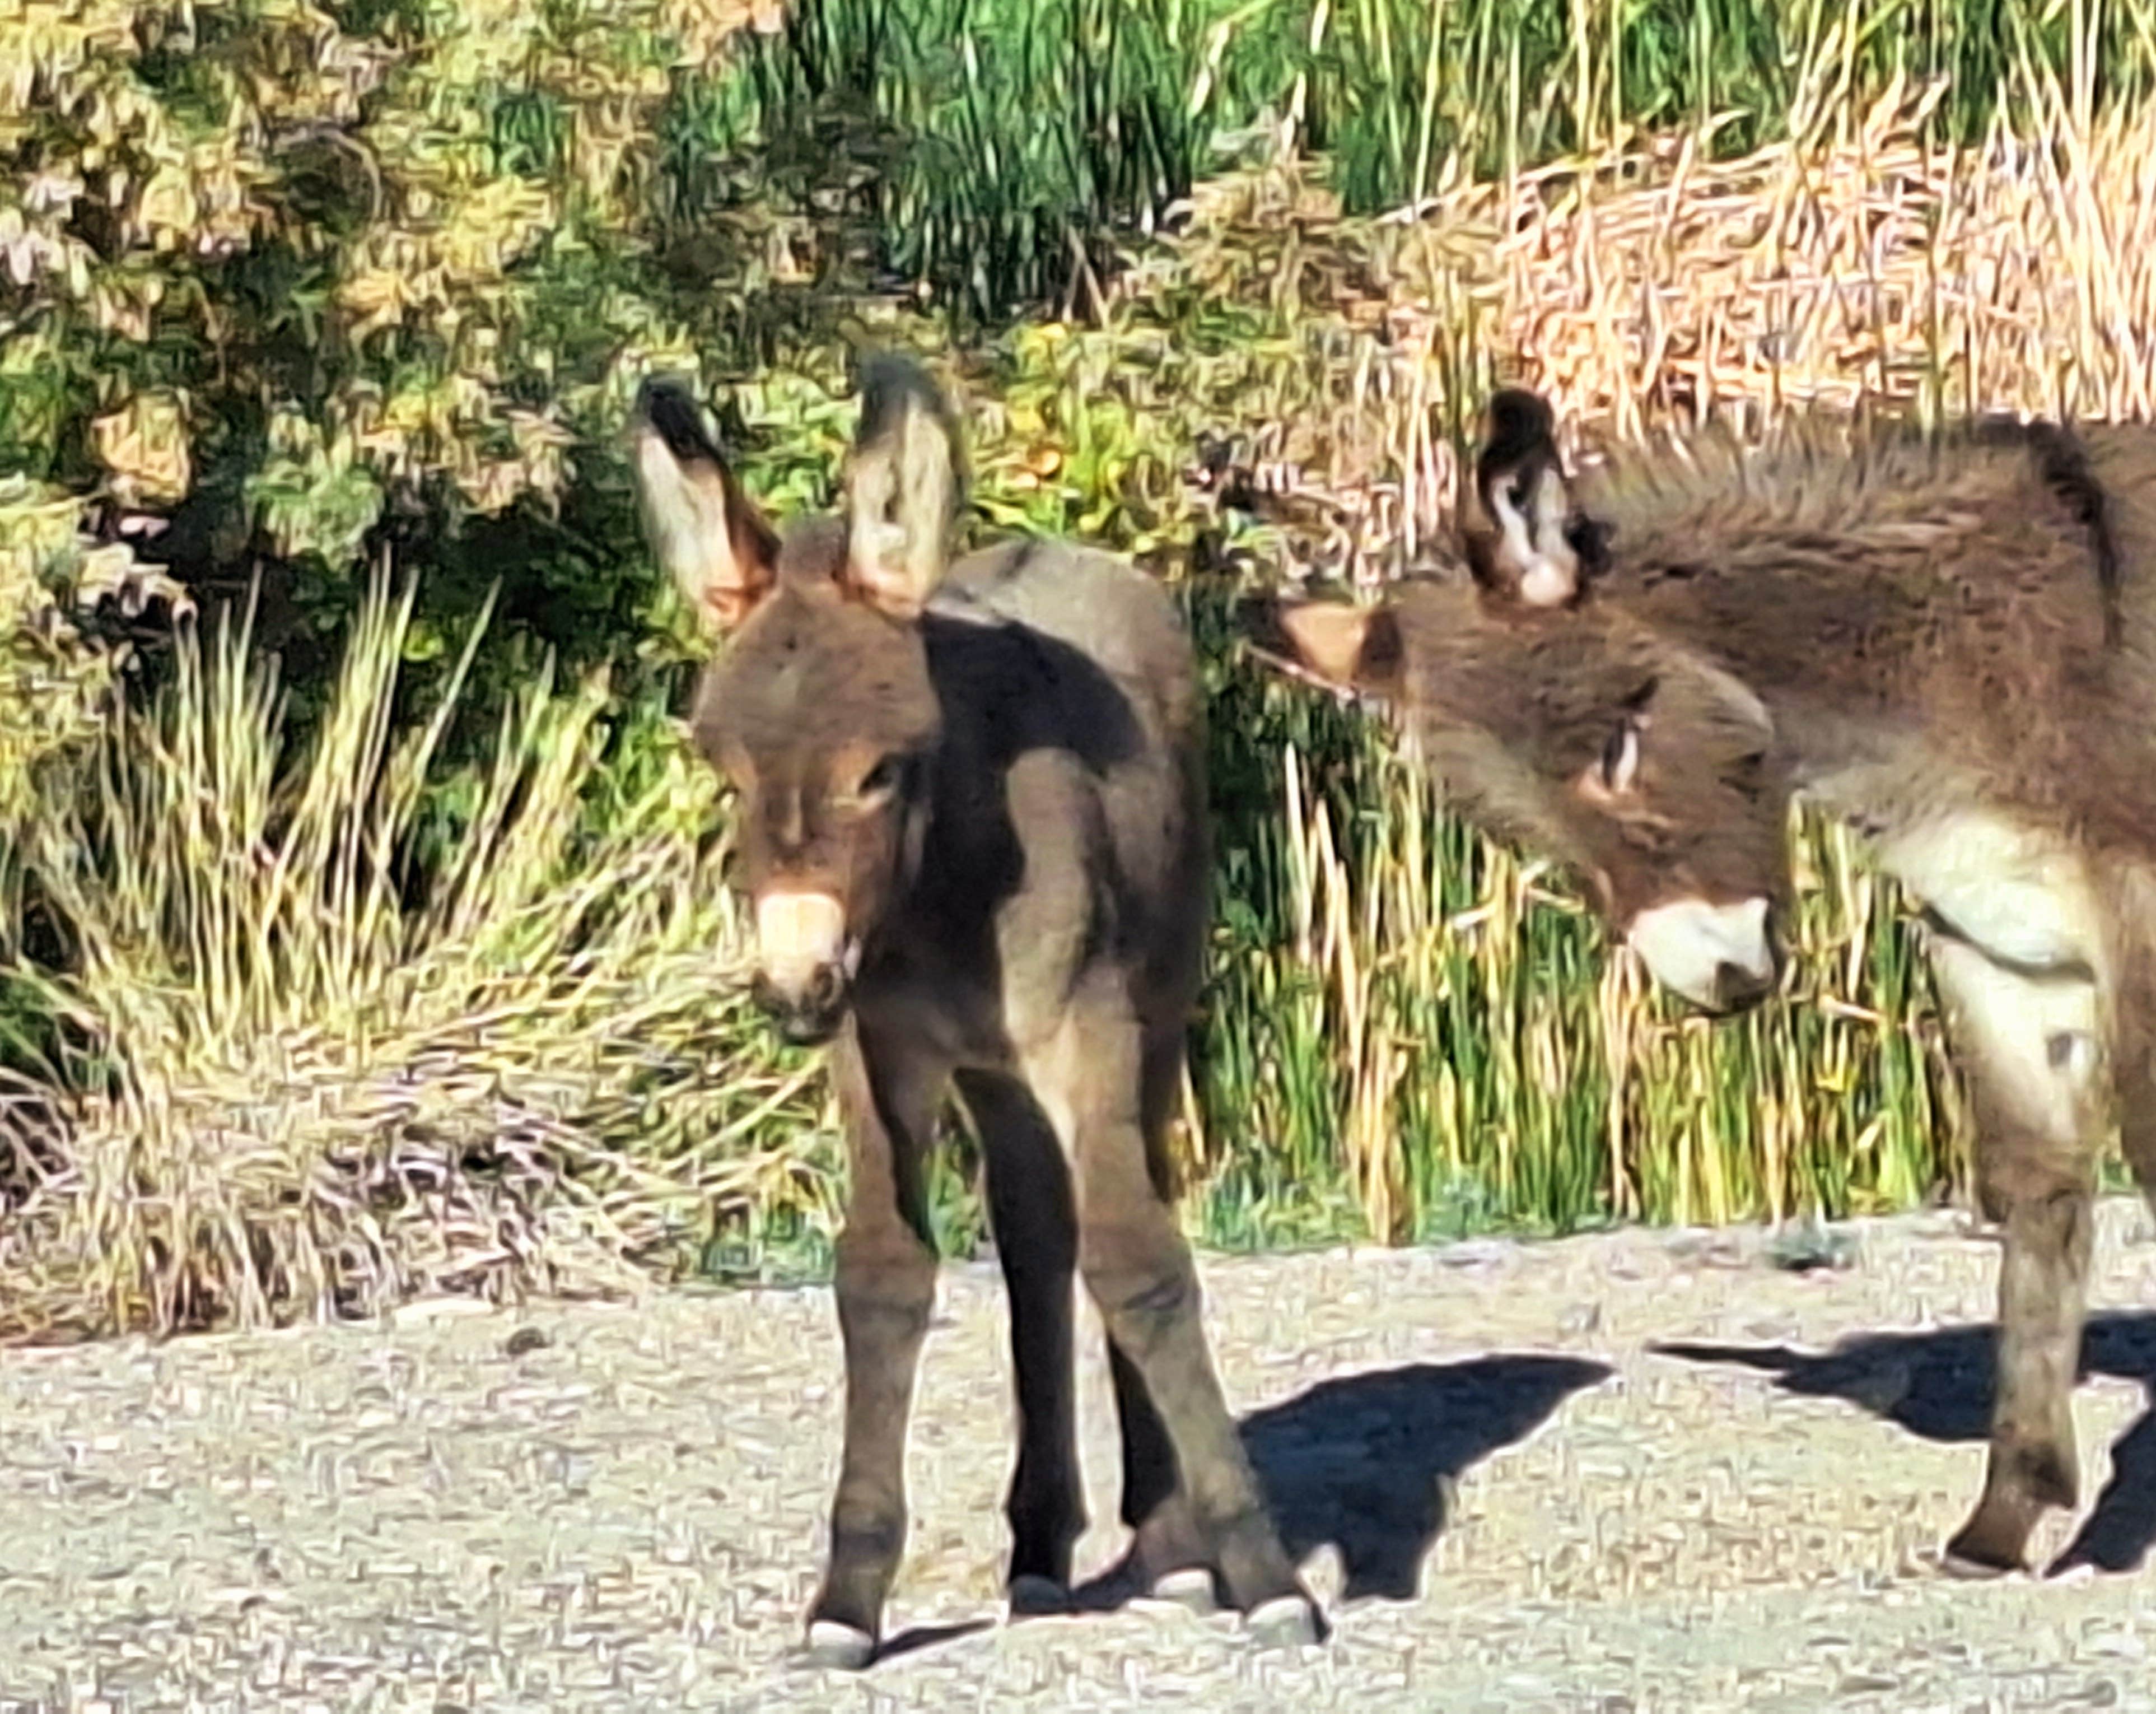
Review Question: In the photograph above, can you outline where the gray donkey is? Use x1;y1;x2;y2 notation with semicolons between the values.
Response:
1249;387;2156;1579
629;356;1318;1668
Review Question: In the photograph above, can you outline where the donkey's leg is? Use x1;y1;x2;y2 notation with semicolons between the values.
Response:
2115;965;2156;1215
1927;934;2107;1575
1026;992;1319;1643
1103;1026;1213;1605
2049;967;2156;1576
806;1022;950;1668
955;1068;1085;1610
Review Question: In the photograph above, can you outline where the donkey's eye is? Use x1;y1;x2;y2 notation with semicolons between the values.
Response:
856;754;906;801
1600;720;1641;794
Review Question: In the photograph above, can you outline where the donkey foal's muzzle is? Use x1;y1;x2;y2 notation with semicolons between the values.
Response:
752;890;859;1046
751;965;851;1045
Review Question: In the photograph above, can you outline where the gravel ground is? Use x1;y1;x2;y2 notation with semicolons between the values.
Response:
5;1201;2156;1713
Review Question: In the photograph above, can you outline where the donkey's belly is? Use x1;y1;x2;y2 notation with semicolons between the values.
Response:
1872;808;2104;978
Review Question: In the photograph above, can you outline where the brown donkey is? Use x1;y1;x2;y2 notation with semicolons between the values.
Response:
1250;388;2156;1579
629;356;1317;1667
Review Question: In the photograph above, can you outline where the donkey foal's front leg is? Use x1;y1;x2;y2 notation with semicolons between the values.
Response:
806;1027;948;1668
959;1068;1086;1612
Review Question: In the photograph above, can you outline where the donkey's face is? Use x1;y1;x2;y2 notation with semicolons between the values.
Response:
1251;393;1790;1016
629;358;965;1044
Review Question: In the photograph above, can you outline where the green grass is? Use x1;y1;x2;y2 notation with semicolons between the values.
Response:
682;0;2156;320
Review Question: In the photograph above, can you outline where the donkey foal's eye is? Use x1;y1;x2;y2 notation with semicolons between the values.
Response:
857;754;904;800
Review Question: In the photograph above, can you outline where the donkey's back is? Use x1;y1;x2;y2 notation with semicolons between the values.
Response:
939;537;1203;758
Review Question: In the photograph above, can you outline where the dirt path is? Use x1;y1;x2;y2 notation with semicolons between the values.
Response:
4;1201;2156;1712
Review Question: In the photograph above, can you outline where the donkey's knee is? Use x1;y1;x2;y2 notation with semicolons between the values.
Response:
833;1228;937;1331
1973;1145;2101;1229
1079;1222;1202;1358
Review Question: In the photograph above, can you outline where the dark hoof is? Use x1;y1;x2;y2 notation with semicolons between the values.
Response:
801;1619;878;1671
1007;1574;1072;1618
1244;1592;1326;1650
2041;1550;2101;1584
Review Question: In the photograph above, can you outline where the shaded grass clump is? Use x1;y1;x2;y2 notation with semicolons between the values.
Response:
0;575;834;1342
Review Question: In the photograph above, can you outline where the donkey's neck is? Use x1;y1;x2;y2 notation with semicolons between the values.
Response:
1600;477;2141;828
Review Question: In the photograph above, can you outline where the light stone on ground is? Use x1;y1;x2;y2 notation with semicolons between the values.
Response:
4;1200;2155;1711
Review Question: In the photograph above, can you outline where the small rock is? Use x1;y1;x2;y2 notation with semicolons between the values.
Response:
1768;1224;1858;1273
505;1326;552;1358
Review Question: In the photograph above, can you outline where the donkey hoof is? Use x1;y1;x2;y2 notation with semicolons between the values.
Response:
1938;1512;2032;1581
1147;1567;1220;1615
1007;1574;1071;1617
802;1619;878;1671
1243;1592;1324;1650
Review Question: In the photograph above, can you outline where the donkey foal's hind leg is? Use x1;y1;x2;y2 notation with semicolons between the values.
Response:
1100;1027;1216;1610
1030;1002;1319;1645
1928;935;2104;1576
806;1026;949;1669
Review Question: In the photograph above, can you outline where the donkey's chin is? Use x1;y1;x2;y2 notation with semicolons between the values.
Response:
750;971;853;1046
1625;896;1781;1017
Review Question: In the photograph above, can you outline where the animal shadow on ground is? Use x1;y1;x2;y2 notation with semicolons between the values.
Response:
1063;1353;1613;1613
1654;1311;2156;1574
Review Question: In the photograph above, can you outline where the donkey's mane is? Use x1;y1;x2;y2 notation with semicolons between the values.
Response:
1569;409;2101;585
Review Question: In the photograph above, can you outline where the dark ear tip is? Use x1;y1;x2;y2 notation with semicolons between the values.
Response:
632;372;687;418
857;348;928;386
634;374;722;464
1486;386;1554;437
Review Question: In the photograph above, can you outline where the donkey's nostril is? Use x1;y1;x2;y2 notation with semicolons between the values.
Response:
807;962;847;1012
1714;958;1775;1013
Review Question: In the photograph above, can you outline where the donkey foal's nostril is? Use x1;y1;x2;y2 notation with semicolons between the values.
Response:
808;963;846;1012
1715;960;1772;1010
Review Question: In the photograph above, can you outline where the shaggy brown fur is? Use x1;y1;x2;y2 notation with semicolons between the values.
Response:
1252;390;2156;1578
632;358;1317;1666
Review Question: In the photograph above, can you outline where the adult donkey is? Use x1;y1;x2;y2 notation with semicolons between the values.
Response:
1249;388;2156;1579
629;356;1318;1667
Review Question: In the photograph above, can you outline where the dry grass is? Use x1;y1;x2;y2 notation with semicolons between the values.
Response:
1163;71;2156;571
0;573;833;1344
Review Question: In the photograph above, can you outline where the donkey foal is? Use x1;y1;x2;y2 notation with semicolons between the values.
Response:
630;357;1316;1667
1252;388;2156;1578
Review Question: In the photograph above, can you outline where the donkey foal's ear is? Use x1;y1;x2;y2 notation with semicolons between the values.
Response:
843;353;968;621
629;376;781;634
1468;386;1584;609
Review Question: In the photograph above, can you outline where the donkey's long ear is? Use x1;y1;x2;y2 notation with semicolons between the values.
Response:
842;353;968;621
1465;387;1585;609
629;376;782;634
1239;593;1404;696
